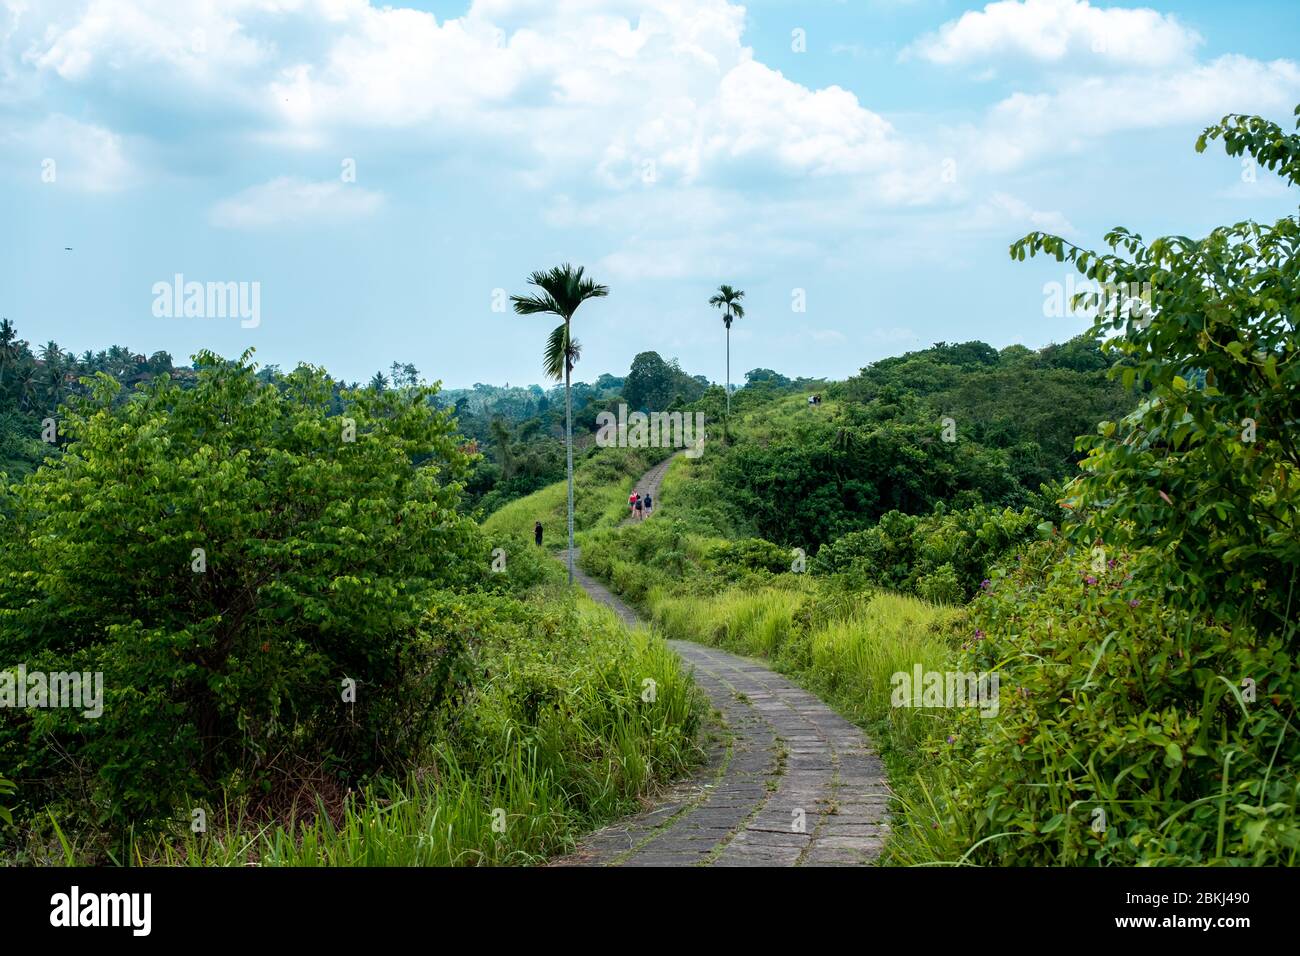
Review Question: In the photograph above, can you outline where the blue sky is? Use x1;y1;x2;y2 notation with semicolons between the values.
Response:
3;0;1298;388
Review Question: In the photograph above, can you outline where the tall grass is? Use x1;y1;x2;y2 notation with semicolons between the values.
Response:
483;446;668;550
34;591;705;867
650;585;958;761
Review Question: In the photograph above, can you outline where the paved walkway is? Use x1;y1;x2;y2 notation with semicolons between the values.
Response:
555;456;891;867
620;452;675;526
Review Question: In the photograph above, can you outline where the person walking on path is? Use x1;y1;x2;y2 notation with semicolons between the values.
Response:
534;521;543;546
643;492;653;515
634;494;644;521
629;491;639;519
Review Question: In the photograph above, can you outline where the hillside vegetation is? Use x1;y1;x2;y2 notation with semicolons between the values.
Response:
575;109;1300;866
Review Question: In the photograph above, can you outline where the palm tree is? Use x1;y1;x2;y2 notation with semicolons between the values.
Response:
511;264;608;583
708;284;745;424
489;417;516;482
39;340;67;408
0;319;17;391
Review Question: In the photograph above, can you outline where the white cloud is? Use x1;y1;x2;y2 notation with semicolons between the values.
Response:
980;192;1077;236
15;0;925;198
210;176;383;228
907;0;1201;69
1;113;132;191
965;54;1300;174
24;0;274;83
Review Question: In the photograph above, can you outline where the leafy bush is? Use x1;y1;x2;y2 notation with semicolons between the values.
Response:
812;500;1052;601
105;587;705;866
0;774;14;826
906;542;1299;865
702;537;792;578
0;353;481;831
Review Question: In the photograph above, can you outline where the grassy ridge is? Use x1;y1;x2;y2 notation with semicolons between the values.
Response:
482;445;671;550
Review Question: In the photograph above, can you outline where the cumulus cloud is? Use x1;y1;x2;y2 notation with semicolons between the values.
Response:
210;176;383;228
979;192;1077;236
5;0;1298;281
965;54;1300;173
906;0;1201;69
1;113;133;191
14;0;923;197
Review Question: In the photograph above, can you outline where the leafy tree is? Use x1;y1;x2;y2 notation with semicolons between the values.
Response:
624;351;677;411
511;264;609;583
745;368;791;388
0;351;480;827
1012;104;1300;633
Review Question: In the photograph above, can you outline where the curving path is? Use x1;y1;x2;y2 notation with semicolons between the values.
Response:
555;455;891;867
620;453;675;526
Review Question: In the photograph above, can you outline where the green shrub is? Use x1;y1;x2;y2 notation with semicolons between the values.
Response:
0;774;14;826
0;353;481;832
702;537;792;578
903;541;1300;865
130;587;705;866
813;500;1050;601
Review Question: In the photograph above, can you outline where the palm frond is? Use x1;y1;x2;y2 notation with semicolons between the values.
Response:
511;292;561;316
513;263;608;320
544;323;568;381
709;284;746;319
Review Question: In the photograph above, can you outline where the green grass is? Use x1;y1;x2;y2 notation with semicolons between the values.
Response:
20;587;706;867
574;433;968;865
648;584;958;768
483;445;670;551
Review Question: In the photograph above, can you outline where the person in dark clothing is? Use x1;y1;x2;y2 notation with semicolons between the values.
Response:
534;521;543;546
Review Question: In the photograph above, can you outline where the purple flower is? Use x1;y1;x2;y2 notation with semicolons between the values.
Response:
946;735;956;744
1085;575;1097;585
980;579;992;590
1128;598;1140;608
974;628;985;640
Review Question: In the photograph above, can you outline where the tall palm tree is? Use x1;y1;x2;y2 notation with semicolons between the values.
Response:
39;340;67;408
708;284;745;423
0;319;17;391
489;417;516;482
511;264;608;583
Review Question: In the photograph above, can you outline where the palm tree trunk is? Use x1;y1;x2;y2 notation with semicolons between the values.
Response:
564;321;575;585
725;320;731;435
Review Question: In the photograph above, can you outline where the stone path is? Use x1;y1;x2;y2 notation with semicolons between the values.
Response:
555;457;891;867
620;452;675;526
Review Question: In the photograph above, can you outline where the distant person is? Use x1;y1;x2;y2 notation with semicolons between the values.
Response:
634;494;644;520
534;521;543;546
807;394;815;406
629;491;638;518
644;492;653;514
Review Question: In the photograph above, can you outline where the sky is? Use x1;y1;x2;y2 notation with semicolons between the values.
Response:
3;0;1299;389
